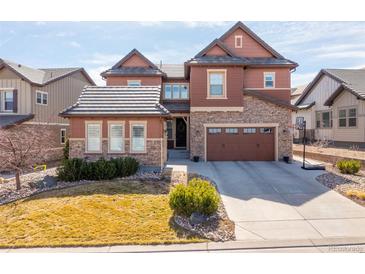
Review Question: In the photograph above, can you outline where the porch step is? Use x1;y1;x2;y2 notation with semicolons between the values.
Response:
168;149;189;160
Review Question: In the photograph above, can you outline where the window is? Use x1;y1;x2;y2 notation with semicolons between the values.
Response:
260;128;273;134
316;112;321;128
235;35;243;48
264;72;275;88
166;120;173;139
108;122;124;153
315;110;332;128
243;128;256;134
60;129;66;145
225;128;238;134
4;91;14;111
164;84;189;99
86;122;101;152
127;80;141;87
208;128;221;134
131;122;146;153
339;108;357;128
36;90;48;105
208;70;226;98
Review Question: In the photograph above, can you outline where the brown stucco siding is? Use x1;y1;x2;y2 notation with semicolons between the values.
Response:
243;68;291;102
69;117;164;139
190;66;244;107
221;28;274;58
121;54;150;67
106;76;162;86
189;95;292;161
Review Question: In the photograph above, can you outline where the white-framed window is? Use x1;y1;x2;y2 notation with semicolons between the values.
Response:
264;72;275;88
207;70;226;98
316;110;332;128
225;128;238;134
60;128;67;144
2;91;14;111
208;128;222;134
339;107;357;128
235;35;243;48
108;122;124;153
164;83;189;99
36;90;48;105
130;122;146;153
243;128;256;134
127;80;141;87
86;122;102;153
166;120;173;139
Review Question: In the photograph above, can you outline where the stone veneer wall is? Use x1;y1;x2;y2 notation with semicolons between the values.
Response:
69;139;165;167
190;95;293;161
0;124;66;169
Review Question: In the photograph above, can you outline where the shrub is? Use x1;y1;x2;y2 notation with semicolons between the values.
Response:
346;190;365;201
63;139;70;160
336;159;361;174
57;157;139;182
169;178;220;217
57;158;85;182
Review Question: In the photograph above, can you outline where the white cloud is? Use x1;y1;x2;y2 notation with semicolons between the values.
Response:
87;66;108;86
68;41;81;48
82;53;122;65
292;72;317;87
317;50;365;59
35;21;46;26
137;21;163;27
55;31;75;37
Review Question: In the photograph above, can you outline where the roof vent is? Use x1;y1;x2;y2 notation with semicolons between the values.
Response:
18;64;21;67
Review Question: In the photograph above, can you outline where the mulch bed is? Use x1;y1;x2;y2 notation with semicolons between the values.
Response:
316;166;365;207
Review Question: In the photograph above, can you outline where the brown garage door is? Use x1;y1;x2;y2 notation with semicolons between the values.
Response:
206;127;275;161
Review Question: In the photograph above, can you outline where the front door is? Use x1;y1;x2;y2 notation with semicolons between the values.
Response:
175;118;187;148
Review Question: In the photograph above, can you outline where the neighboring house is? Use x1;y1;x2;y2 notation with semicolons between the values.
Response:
291;84;307;105
0;58;95;162
60;21;298;167
293;68;365;147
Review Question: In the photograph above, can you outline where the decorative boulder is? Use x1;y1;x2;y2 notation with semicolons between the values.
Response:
190;212;208;225
43;175;57;188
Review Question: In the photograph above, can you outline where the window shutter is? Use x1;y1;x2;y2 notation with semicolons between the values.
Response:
13;89;18;113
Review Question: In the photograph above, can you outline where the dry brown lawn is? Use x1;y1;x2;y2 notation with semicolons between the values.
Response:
0;180;204;248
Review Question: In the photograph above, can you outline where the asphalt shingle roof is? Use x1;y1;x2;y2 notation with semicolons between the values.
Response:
162;102;190;113
157;64;185;78
100;67;165;77
187;56;296;66
325;69;365;98
60;86;169;116
0;114;34;129
0;59;92;85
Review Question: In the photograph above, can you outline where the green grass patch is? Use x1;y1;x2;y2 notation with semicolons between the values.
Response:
0;180;204;248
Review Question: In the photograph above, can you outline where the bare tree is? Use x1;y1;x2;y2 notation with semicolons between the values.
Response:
0;125;54;190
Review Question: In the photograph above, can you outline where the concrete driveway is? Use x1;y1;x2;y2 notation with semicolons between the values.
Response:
166;159;365;241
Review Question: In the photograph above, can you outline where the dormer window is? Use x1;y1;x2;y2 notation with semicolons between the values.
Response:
127;80;141;87
235;35;243;48
264;72;275;88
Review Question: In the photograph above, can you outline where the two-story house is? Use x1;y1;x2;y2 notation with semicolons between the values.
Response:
293;69;365;147
60;21;298;167
0;58;95;163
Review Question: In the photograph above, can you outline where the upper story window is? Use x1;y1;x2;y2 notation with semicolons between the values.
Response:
36;90;48;105
264;72;275;88
164;83;189;99
207;70;226;99
235;35;243;48
0;90;16;112
127;80;141;87
339;107;357;128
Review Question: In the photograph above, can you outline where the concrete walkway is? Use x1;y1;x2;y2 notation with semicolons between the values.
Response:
166;159;365;241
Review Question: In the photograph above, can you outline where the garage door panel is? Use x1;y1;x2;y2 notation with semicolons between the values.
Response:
207;127;275;161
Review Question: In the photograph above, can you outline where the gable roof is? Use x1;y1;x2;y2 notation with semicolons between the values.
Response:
295;69;365;106
0;59;95;86
195;39;236;58
60;86;169;117
219;21;284;59
111;49;160;70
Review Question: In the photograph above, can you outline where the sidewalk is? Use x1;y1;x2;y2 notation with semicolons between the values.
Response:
2;237;365;253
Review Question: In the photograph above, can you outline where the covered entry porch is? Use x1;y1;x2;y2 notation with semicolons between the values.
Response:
166;114;190;150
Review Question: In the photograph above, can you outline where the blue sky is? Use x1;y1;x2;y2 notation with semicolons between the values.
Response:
1;21;365;87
